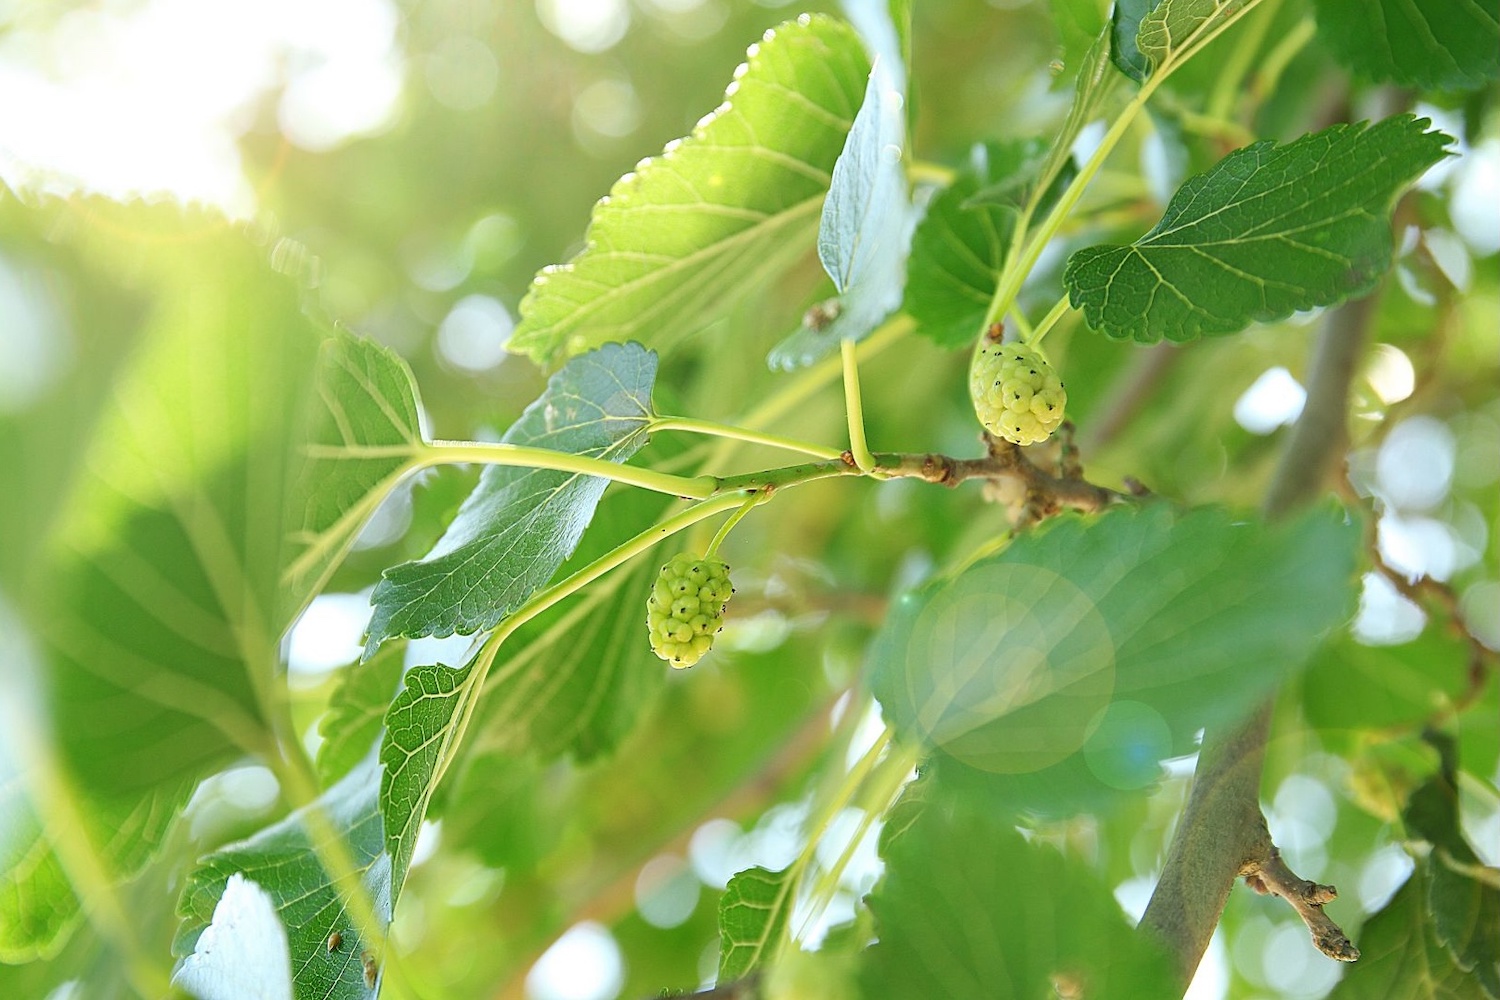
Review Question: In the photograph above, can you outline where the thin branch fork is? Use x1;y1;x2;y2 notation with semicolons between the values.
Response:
1242;847;1360;962
1142;294;1375;989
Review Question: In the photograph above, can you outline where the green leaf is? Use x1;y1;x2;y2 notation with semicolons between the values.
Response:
176;754;390;1000
0;772;79;963
317;643;406;786
7;197;326;802
768;0;914;369
1137;0;1247;74
1065;116;1450;342
858;773;1173;998
508;15;869;366
1301;628;1472;734
903;143;1036;348
718;865;794;982
363;342;657;656
1327;873;1480;1000
285;332;427;617
1314;0;1500;91
1110;0;1158;81
870;504;1358;778
380;661;475;903
1402;742;1500;997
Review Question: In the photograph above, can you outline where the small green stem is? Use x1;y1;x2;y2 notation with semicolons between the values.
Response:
1026;295;1074;347
705;493;763;560
384;440;717;498
769;725;894;965
431;491;760;793
798;741;918;941
1253;17;1316;103
841;339;877;475
1207;0;1281;120
908;159;958;187
649;416;843;462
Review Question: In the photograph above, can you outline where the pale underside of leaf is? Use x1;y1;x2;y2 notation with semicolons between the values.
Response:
176;754;389;1000
380;662;477;903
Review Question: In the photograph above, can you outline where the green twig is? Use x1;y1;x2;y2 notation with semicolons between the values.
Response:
705;493;764;559
419;441;716;498
1026;294;1073;347
841;339;877;474
649;416;843;462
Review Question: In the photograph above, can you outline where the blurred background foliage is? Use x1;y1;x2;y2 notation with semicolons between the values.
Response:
0;0;1496;998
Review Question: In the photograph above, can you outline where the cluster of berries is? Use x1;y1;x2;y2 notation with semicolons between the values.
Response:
647;554;733;668
969;342;1066;446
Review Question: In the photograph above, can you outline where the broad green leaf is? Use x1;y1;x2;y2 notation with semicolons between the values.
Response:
903;142;1034;348
1137;0;1249;74
285;332;426;618
1327;874;1479;1000
317;643;406;786
870;504;1358;777
768;0;914;369
1065;116;1450;342
363;342;657;656
718;865;795;982
1402;740;1500;997
8;197;325;802
859;773;1173;998
380;661;475;903
508;16;869;366
1301;628;1471;733
1110;0;1158;81
0;772;79;963
172;873;293;1000
176;754;390;1000
1314;0;1499;92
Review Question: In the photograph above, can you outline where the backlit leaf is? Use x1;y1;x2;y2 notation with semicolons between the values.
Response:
508;16;869;366
285;332;427;619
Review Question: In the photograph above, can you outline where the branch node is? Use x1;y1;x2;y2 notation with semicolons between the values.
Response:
1244;848;1360;963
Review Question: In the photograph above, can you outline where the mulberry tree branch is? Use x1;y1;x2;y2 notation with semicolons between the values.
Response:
1141;293;1375;988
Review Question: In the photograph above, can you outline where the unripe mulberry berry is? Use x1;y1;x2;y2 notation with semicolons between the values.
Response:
969;342;1066;446
647;554;733;668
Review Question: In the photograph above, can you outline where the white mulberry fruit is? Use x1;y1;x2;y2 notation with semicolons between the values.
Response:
647;554;733;668
969;342;1066;446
